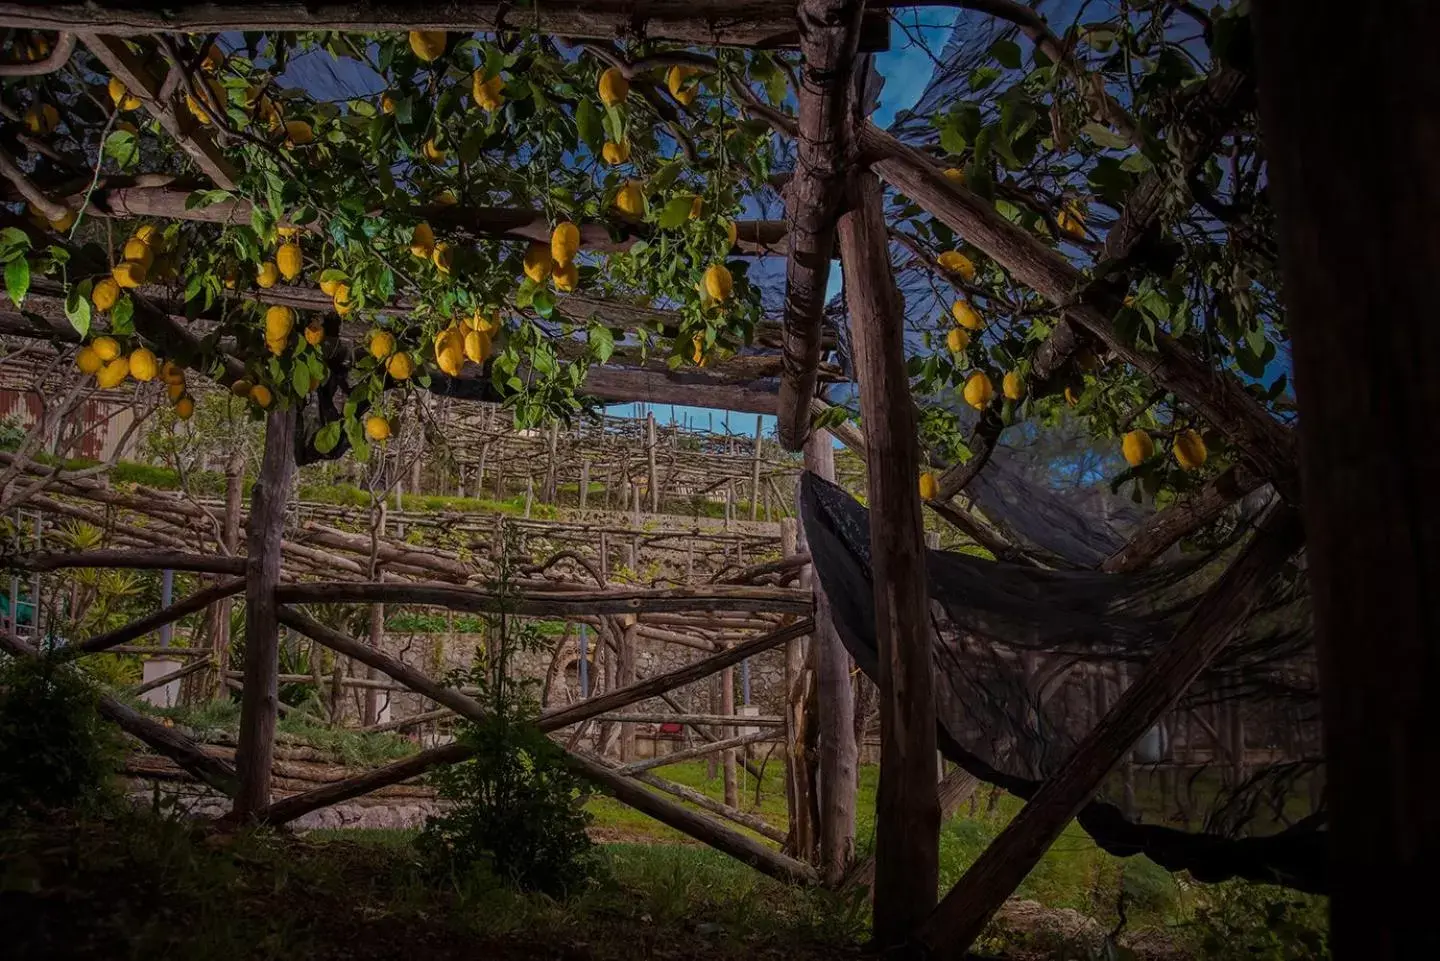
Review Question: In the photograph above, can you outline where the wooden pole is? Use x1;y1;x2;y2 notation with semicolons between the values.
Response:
750;415;764;521
647;412;659;513
231;408;296;820
1253;7;1440;951
213;448;244;697
618;618;638;761
917;508;1303;958
62;577;245;658
838;170;940;943
805;429;857;884
617;729;776;775
720;658;739;807
780;515;814;860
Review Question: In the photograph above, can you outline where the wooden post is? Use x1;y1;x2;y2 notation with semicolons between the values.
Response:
780;516;814;859
806;428;857;884
1253;7;1440;954
721;659;739;808
545;420;559;502
647;412;660;513
618;618;637;762
524;475;533;518
579;459;590;512
231;408;296;819
750;415;764;522
838;171;940;942
917;508;1303;958
212;448;244;698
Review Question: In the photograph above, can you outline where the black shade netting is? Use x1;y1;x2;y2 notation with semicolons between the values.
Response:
799;472;1326;894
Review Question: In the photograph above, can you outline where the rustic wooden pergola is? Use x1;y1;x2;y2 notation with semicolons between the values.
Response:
1;2;1435;958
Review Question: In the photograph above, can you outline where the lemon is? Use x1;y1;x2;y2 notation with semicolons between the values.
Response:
126;348;158;382
76;347;102;375
231;379;253;398
937;250;976;282
113;260;146;288
250;384;273;408
1064;386;1080;406
409;31;447;62
175;395;195;420
256;261;279;288
410;222;435;258
386;352;415;380
304;320;325;347
963;372;994;410
319;276;341;296
431;241;453;275
161;361;185;384
952;301;983;330
553;261;578;292
523;242;552;283
943;167;966;185
464;329;491;365
277;242;303;280
134;224;159;244
690;196;704;219
919;472;940;501
666;65;700;106
598;67;629;106
421;139;446;163
703;264;733;302
602;140;631;165
946;327;970;353
369;330;395;359
122;237;153;268
551;222;580;265
613;182;644;218
472;71;504;112
284;120;314;146
49;209;76;232
726;220;738;250
433;327;464;376
97;357;129;389
365;415;392;442
265;305;295;353
1173;430;1207;471
166;381;186;402
92;337;121;362
332;282;352;316
92;278;120;312
1122;430;1155;467
1002;371;1026;401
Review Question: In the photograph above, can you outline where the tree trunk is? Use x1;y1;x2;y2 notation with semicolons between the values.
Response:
838;170;940;945
1252;7;1440;953
231;409;296;819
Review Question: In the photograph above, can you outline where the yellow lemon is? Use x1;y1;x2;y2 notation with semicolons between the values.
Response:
551;222;580;265
332;282;353;316
134;224;159;244
386;352;414;380
250;384;273;408
523;242;552;283
256;261;279;288
598;67;629;106
463;329;491;364
1173;430;1207;471
963;371;994;410
265;305;294;345
602;140;631;165
703;263;733;302
48;209;76;232
161;360;185;384
122;237;153;268
369;330;395;359
614;181;644;218
319;276;341;296
946;327;970;353
92;278;120;312
952;300;983;330
166;380;186;402
919;471;940;501
409;31;446;62
365;415;392;441
1064;386;1080;406
284;120;314;146
689;196;704;219
304;320;324;347
113;260;146;288
1002;371;1026;401
943;167;966;185
726;220;738;250
1122;430;1155;467
433;327;465;376
937;250;976;282
277;242;303;280
231;379;252;398
91;336;121;362
127;347;158;381
410;222;435;258
421;139;446;163
472;71;504;112
666;65;700;106
431;241;453;275
97;357;129;389
553;261;578;292
175;395;195;420
76;347;102;375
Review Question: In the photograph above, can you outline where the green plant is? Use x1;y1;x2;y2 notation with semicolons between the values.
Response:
1186;880;1330;960
0;655;120;819
416;521;598;897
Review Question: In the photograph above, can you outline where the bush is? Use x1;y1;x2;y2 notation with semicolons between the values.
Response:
1186;880;1330;960
0;656;120;819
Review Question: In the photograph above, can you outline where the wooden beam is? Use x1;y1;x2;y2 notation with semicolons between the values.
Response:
1253;2;1440;954
64;576;246;657
16;550;245;575
130;655;213;697
595;711;785;727
864;125;1301;502
273;581;811;617
6;1;890;50
776;0;868;450
916;507;1303;958
630;769;788;844
232;408;296;820
837;170;939;943
616;729;776;774
79;35;238;190
1101;465;1265;573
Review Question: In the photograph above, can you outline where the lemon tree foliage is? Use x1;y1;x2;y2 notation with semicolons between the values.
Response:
898;3;1283;504
2;29;773;462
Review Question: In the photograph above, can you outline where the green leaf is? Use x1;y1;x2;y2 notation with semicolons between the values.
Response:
532;288;555;319
589;324;614;364
1081;122;1130;150
5;257;29;307
314;421;342;454
186;188;234;210
576;98;603;153
63;283;91;336
1119;152;1154;173
969;66;1001;92
110;296;134;335
989;39;1022;70
0;227;30;262
657;196;693;229
103;129;139;169
292;363;311;396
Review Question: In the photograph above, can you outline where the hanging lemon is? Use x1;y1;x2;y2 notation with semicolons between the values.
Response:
1002;371;1026;401
602;140;631;165
175;395;195;420
1173;430;1207;471
113;261;146;288
919;471;940;501
472;71;504;112
963;372;994;410
703;264;733;302
464;329;491;365
1122;430;1155;467
409;31;446;62
551;222;580;265
431;241;453;275
250;384;273;408
613;181;644;218
369;330;396;359
91;337;121;362
76;347;102;376
523;242;553;283
365;415;392;441
667;65;701;106
108;77;141;111
598;67;629;106
410;222;435;258
277;242;303;280
386;352;414;380
937;250;976;282
256;261;279;288
92;278;120;312
946;328;970;353
952;301;984;331
97;357;129;389
128;347;158;382
553;261;579;292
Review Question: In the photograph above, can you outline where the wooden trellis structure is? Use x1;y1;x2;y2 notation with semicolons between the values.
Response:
0;2;1435;958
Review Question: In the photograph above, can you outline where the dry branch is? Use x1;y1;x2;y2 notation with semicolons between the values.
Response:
64;577;246;657
616;729;775;774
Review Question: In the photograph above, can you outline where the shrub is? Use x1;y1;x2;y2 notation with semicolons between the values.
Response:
0;656;120;819
1186;880;1330;960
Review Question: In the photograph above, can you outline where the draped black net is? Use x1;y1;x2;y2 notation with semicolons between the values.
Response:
799;472;1326;893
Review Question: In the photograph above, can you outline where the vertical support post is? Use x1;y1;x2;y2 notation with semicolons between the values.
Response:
232;408;297;820
579;459;590;512
578;624;590;698
158;568;174;647
618;617;637;761
781;515;814;860
647;412;660;513
545;420;559;502
1253;7;1440;954
212;449;245;698
750;415;764;521
805;428;858;883
838;171;940;942
721;660;739;808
